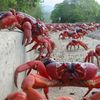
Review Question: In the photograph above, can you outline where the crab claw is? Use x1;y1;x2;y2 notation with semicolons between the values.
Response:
5;91;26;100
14;62;31;88
83;92;100;100
5;88;47;100
0;13;18;29
83;76;100;97
22;22;32;46
14;60;50;87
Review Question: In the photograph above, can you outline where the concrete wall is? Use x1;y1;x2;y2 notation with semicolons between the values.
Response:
0;30;26;100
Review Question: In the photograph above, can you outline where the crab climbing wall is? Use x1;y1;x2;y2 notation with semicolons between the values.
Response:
0;29;26;100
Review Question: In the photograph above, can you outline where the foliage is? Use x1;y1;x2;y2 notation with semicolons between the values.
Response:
0;0;44;20
51;0;100;23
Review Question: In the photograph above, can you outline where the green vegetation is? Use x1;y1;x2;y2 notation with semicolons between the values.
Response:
0;0;44;20
51;0;100;23
1;0;100;23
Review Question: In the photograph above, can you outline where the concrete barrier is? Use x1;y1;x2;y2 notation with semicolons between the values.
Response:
0;29;26;100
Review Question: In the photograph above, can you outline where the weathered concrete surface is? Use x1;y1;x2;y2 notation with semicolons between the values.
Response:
0;29;26;100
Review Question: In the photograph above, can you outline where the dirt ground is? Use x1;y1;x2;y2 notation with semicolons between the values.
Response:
41;30;100;100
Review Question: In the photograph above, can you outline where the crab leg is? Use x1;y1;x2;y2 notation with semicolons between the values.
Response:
78;41;88;50
5;88;75;100
21;74;58;99
22;22;32;46
83;76;100;97
94;53;99;67
5;87;46;100
26;43;39;52
14;60;50;87
14;60;52;99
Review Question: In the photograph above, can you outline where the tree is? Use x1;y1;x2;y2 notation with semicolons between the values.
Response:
0;0;44;19
51;0;100;23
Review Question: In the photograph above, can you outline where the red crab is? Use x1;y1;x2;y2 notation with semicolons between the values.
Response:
4;90;100;100
0;9;56;59
26;35;56;59
59;30;68;40
0;9;48;46
59;29;88;40
5;89;75;100
84;44;100;66
59;30;79;39
66;40;88;50
13;58;100;99
4;89;100;100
